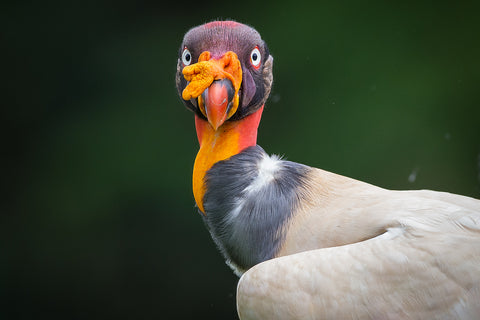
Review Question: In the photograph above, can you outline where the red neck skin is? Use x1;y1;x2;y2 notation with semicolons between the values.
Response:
192;106;264;213
195;106;264;149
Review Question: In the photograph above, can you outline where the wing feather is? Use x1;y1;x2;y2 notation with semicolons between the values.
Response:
238;225;480;319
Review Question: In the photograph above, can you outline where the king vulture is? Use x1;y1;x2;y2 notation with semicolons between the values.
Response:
175;20;480;320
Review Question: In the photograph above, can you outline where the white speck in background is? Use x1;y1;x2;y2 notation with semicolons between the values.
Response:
408;167;419;183
272;94;281;104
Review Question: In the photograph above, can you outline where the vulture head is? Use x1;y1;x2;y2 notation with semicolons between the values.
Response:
175;21;273;130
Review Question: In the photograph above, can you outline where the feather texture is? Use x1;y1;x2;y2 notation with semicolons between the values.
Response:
237;167;480;319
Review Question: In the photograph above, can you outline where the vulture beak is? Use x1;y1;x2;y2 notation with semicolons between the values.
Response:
199;79;235;130
182;51;243;130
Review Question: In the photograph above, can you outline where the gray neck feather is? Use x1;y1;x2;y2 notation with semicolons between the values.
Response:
202;145;311;275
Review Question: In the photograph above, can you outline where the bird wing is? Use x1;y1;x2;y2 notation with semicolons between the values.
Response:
237;172;480;319
237;226;480;319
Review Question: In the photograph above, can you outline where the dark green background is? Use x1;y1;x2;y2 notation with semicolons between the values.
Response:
3;1;479;319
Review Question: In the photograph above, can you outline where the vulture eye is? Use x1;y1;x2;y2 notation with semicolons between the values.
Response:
182;48;192;66
250;47;261;68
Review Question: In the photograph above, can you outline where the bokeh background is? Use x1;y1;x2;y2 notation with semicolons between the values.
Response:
3;1;480;319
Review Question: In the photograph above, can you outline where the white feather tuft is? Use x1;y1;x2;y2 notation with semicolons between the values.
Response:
244;154;282;194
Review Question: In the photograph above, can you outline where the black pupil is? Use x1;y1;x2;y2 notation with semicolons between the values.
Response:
185;53;191;62
252;52;258;61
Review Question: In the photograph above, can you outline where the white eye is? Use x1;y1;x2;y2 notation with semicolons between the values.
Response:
182;48;192;66
250;47;261;68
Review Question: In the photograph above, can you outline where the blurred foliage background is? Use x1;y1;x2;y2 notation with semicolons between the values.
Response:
2;1;479;319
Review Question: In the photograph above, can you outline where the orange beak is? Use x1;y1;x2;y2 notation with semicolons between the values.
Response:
182;51;243;130
199;79;234;130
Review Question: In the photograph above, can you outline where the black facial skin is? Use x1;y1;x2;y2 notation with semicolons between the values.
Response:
175;21;273;122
